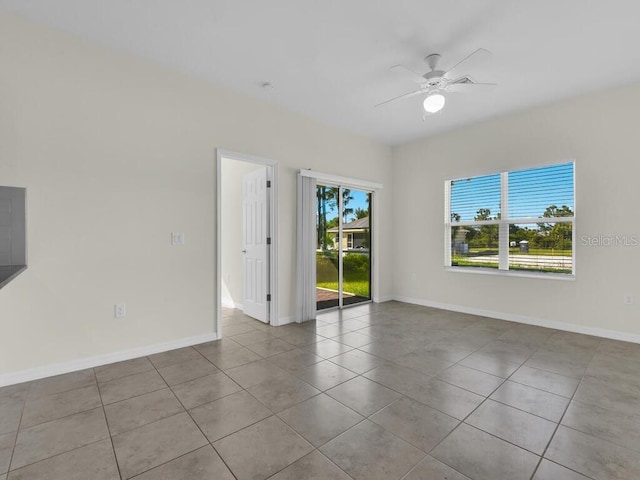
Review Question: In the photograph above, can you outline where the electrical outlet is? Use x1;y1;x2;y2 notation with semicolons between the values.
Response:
114;303;126;318
624;294;634;305
171;232;185;246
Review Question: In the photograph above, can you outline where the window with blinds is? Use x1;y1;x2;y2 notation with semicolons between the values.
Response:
445;162;575;275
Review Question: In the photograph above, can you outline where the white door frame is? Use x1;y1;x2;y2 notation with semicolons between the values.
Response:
216;149;279;338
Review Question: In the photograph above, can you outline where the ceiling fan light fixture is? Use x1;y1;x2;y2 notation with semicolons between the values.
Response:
423;93;446;113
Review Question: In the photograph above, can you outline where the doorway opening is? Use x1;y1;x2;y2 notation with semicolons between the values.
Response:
216;150;278;337
316;184;372;311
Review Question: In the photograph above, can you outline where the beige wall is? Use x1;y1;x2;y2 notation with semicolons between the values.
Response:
0;13;393;377
392;82;640;338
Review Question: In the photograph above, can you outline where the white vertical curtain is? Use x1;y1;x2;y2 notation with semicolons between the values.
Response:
295;174;317;323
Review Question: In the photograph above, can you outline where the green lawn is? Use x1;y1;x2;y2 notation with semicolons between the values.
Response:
316;252;370;297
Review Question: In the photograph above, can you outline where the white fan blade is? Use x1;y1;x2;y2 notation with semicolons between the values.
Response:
375;88;426;107
447;81;497;93
390;64;426;84
445;48;492;80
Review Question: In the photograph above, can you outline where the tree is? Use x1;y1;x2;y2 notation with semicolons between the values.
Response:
342;189;354;222
316;186;337;250
354;207;369;219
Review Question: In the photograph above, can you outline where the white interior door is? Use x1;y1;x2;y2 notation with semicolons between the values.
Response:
242;166;269;322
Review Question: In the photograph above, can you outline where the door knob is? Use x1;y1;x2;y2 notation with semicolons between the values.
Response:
242;249;247;253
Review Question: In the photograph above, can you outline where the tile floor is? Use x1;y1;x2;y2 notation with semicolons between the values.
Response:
2;301;640;479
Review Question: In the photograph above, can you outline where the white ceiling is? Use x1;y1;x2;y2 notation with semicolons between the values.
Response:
2;0;640;146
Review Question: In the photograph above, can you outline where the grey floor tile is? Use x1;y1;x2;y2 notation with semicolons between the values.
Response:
334;332;372;348
21;385;101;429
370;397;458;453
193;338;242;357
404;378;484;420
490;380;570;422
477;339;537;364
418;343;474;363
497;325;555;346
403;455;471;480
278;329;323;347
157;357;218;386
363;363;431;396
544;331;602;353
247;375;319;413
230;330;275;347
112;412;207;479
11;408;109;470
223;322;258;337
314;324;354;339
596;339;640;363
431;423;539;480
99;370;167;405
458;352;521;378
189;390;271;442
510;365;580;398
320;420;425;480
104;388;183;435
277;394;363;447
295;360;358;391
546;425;640;480
358;338;422;360
525;348;592;379
437;364;504;397
573;376;640;419
268;451;352;480
246;338;297;357
268;349;323;375
0;400;24;436
147;347;202;369
171;371;242;409
213;416;313;480
304;339;354;359
133;445;234;480
326;376;401;416
586;353;640;389
0;432;15;474
562;400;640;453
27;370;95;399
466;399;556;455
7;439;119;480
329;349;388;374
94;357;154;384
394;350;454;376
533;459;591;480
206;347;263;370
225;360;290;389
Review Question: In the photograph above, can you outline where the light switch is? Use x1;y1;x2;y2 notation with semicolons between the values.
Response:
171;232;185;246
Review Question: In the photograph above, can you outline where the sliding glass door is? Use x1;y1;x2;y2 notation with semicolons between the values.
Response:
316;184;372;310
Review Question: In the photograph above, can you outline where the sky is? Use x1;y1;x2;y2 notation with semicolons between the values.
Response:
450;162;574;222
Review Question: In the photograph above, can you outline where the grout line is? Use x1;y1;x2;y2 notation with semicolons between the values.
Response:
94;368;125;480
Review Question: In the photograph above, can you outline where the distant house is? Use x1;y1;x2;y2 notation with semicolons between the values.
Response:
328;216;370;250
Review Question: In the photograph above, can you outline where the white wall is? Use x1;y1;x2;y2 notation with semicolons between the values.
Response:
220;159;265;309
393;82;640;339
0;13;392;378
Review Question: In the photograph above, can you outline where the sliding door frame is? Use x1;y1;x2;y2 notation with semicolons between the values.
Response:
304;170;382;309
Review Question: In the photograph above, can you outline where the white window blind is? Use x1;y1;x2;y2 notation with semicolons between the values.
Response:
446;162;575;276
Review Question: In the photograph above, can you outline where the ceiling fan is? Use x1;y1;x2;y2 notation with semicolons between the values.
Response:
376;48;496;119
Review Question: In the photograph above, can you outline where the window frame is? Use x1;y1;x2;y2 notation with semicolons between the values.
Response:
444;162;575;279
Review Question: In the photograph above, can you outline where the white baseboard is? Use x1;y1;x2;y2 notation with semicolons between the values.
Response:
375;295;394;303
0;332;218;388
273;316;294;326
393;295;640;345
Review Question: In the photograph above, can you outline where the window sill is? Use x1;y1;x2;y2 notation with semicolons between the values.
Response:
445;266;575;281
